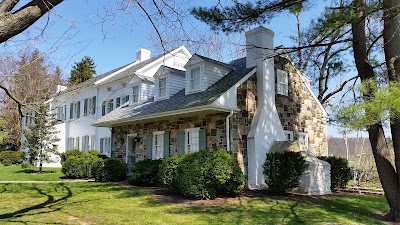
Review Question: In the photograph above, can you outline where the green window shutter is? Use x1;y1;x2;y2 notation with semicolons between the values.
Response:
77;101;81;118
163;132;170;158
102;104;106;116
84;99;88;115
199;128;207;150
146;134;153;159
70;103;73;119
92;96;96;114
125;95;129;103
177;130;185;155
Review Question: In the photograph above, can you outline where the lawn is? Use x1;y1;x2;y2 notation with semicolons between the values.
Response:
0;182;388;225
0;165;64;181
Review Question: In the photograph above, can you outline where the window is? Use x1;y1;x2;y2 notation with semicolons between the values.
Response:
283;130;294;141
116;97;121;108
277;69;289;96
122;82;127;88
84;99;88;115
25;112;34;126
185;128;200;153
190;67;200;90
75;137;80;150
75;101;80;118
100;137;111;154
67;137;74;150
107;99;114;113
132;86;139;103
153;131;164;159
298;132;309;148
57;105;66;121
82;135;90;152
90;96;96;114
158;77;166;97
70;103;74;119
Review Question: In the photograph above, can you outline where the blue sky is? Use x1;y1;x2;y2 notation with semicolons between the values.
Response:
2;0;360;138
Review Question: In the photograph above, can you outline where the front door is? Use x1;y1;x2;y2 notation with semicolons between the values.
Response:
126;134;137;174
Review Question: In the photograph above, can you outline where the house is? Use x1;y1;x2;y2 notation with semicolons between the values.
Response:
21;46;192;167
92;26;329;189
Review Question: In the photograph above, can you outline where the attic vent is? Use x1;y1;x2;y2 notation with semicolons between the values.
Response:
136;48;151;62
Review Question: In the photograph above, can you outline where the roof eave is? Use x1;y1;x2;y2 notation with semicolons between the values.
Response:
92;105;237;127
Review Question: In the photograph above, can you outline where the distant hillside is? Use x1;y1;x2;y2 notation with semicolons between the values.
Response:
328;137;372;159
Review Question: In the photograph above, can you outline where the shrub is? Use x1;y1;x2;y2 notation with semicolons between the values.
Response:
129;159;162;186
2;159;12;166
0;151;22;164
60;149;83;163
318;156;352;190
175;149;245;199
158;155;184;190
96;158;127;182
61;153;103;179
263;151;307;195
21;162;30;169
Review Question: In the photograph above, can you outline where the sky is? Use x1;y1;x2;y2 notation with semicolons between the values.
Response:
1;0;363;138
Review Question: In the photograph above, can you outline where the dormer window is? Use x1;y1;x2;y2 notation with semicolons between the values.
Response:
132;86;139;103
190;67;200;90
158;77;166;97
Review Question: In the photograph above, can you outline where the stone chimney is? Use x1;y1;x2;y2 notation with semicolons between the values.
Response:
245;27;286;190
136;48;151;62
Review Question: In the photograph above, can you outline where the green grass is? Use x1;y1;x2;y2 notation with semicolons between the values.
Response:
0;182;388;225
0;165;64;181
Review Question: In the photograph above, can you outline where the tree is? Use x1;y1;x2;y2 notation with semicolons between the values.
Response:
0;0;63;44
0;49;62;150
193;0;400;221
23;103;60;172
68;56;96;86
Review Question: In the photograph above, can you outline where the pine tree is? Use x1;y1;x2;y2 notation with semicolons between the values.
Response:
68;56;96;86
23;104;60;172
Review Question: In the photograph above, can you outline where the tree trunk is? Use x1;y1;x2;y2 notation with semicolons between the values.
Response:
382;0;400;220
352;0;400;221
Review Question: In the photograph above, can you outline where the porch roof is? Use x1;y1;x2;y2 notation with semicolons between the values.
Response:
93;57;254;127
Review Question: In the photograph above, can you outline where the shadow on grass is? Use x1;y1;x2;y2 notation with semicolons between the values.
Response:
0;183;72;221
16;169;57;174
162;192;385;225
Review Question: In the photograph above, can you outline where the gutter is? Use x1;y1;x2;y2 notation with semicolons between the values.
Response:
93;105;239;127
226;110;234;152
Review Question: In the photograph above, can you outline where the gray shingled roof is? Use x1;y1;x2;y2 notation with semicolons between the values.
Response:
194;54;235;70
93;57;255;126
53;53;167;97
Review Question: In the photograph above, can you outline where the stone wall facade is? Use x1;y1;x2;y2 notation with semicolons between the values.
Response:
110;60;327;175
111;112;230;160
274;57;328;155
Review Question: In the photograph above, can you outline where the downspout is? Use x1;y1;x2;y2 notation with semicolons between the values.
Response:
226;110;234;152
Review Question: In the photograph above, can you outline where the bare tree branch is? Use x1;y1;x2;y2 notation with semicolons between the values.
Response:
0;0;64;43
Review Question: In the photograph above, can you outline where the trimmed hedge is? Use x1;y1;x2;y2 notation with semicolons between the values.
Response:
95;158;127;182
61;152;103;179
128;159;162;186
174;149;244;199
60;149;83;163
318;156;352;190
0;151;22;165
158;155;184;190
263;151;307;194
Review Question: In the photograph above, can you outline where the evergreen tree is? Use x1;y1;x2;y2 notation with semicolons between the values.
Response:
68;56;96;86
23;104;60;172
